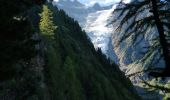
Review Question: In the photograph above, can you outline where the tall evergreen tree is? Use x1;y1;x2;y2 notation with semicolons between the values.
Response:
149;0;170;77
112;0;170;77
39;5;56;38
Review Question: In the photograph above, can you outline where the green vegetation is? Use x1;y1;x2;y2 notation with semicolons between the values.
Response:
41;4;140;100
0;0;43;80
0;1;45;99
0;1;140;100
39;5;56;37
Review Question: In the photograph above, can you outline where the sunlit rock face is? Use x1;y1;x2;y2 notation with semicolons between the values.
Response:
53;0;119;63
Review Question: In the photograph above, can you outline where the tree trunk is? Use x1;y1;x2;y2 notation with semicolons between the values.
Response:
150;0;170;77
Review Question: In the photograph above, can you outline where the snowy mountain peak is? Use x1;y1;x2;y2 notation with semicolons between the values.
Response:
54;0;85;8
92;3;101;10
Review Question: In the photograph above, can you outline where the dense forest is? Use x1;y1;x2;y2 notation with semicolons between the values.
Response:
0;0;140;100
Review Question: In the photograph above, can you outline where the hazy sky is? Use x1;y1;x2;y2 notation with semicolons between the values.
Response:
54;0;126;6
77;0;119;6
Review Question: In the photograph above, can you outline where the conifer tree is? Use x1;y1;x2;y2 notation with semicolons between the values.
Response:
113;0;170;77
39;5;56;38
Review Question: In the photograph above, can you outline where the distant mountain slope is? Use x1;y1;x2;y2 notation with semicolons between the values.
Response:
53;0;119;63
43;4;140;100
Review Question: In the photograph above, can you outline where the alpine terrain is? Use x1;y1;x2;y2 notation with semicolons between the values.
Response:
0;0;141;100
53;0;170;100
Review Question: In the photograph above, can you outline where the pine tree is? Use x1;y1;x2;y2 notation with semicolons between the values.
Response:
39;5;56;38
113;0;170;77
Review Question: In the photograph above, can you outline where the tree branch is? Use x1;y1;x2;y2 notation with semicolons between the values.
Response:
126;68;164;78
141;79;170;93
